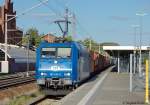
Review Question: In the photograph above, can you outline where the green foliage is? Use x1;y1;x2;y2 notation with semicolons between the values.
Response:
78;38;101;52
64;36;73;42
21;36;28;45
35;35;42;47
8;95;31;105
8;92;41;105
22;27;42;47
77;39;119;52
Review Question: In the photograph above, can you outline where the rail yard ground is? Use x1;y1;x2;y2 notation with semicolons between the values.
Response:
0;83;38;105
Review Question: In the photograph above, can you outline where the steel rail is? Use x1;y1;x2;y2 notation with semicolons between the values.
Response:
0;72;35;90
0;71;34;80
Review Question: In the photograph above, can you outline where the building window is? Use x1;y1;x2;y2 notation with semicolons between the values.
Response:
0;50;5;61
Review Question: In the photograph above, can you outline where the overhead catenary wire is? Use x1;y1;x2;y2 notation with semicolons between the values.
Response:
36;0;91;40
7;0;49;22
29;13;56;17
36;0;66;34
37;0;63;18
76;18;92;38
37;0;75;37
53;0;66;9
55;1;91;38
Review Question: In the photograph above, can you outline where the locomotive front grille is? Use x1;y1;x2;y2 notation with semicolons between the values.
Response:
45;78;62;88
45;78;72;88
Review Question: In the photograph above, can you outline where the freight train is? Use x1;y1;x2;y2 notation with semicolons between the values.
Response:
36;41;111;95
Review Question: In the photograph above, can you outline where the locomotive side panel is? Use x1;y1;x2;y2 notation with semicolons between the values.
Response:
77;44;91;83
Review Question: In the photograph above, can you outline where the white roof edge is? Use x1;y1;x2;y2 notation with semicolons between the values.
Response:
0;43;20;48
0;48;11;58
103;46;150;50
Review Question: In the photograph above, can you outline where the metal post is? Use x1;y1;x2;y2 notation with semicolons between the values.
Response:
139;52;142;77
26;35;30;77
145;60;149;103
133;51;136;74
139;48;142;77
118;51;120;74
64;8;69;38
139;15;143;77
132;25;139;74
149;49;150;68
130;54;133;92
89;39;92;50
5;14;8;61
99;44;100;54
72;13;76;38
1;13;9;73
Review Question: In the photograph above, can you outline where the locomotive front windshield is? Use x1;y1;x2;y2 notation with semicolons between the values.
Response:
41;47;71;58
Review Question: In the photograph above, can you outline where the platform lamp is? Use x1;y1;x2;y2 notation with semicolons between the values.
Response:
136;12;147;77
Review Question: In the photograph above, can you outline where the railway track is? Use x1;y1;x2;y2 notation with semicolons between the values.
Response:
0;72;35;90
27;95;63;105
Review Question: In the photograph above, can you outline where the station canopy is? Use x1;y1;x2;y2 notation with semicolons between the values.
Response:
0;43;35;62
103;46;150;57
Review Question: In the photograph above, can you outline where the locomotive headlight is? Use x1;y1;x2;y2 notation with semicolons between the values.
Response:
41;72;47;76
64;73;71;76
41;72;44;76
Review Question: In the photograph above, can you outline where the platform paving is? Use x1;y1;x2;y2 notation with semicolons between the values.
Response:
92;73;145;105
59;67;147;105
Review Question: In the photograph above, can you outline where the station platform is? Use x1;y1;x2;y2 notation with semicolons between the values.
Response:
59;67;146;105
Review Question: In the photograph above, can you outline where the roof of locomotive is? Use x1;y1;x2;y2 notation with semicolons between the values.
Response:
38;41;92;55
38;41;83;48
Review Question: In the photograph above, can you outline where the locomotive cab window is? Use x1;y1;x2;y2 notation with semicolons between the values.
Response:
57;48;71;58
41;47;71;58
41;48;56;58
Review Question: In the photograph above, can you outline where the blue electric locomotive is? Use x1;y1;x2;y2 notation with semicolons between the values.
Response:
36;41;91;95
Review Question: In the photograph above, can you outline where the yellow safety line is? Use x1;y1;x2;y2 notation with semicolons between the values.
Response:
145;60;149;104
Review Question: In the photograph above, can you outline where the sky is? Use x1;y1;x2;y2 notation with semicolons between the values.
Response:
0;0;150;45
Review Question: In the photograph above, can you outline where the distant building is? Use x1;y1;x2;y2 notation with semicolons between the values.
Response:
0;0;23;45
42;33;56;43
0;43;35;73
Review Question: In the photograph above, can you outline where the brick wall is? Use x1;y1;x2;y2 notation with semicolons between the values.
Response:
42;34;56;43
0;0;23;45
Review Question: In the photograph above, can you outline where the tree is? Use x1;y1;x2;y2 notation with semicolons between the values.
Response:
22;27;42;47
26;28;39;46
64;36;73;42
78;38;100;52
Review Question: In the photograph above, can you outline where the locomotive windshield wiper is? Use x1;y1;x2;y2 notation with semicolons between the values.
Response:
57;56;63;58
57;56;70;58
